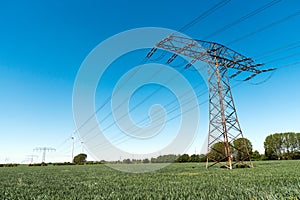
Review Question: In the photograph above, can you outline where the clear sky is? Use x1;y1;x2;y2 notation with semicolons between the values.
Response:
1;0;300;163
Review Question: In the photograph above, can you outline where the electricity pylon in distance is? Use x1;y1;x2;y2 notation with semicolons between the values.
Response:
147;35;275;169
34;147;56;163
27;155;38;164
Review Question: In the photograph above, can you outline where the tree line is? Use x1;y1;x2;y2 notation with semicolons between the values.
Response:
119;154;207;164
264;132;300;160
119;132;300;163
19;132;300;166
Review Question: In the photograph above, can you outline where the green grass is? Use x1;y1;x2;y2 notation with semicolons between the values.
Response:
0;160;299;199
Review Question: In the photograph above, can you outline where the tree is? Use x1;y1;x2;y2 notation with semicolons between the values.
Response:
122;159;131;164
176;154;190;163
207;138;253;162
296;133;300;151
281;132;297;159
199;154;207;162
264;132;300;160
295;133;300;159
73;153;87;164
264;133;282;160
251;150;261;161
189;154;200;162
233;138;253;161
151;154;179;163
207;142;227;161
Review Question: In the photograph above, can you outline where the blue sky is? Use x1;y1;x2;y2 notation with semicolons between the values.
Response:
1;0;300;163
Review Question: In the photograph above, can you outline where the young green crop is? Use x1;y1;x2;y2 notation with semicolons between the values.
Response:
0;160;299;199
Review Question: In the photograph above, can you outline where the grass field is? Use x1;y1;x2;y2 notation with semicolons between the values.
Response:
0;160;299;199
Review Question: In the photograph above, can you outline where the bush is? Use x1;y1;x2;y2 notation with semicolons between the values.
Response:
29;163;48;167
53;162;75;166
1;164;19;167
73;153;87;164
233;164;250;169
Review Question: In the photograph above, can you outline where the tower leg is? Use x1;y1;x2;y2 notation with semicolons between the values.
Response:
206;63;252;169
42;149;46;163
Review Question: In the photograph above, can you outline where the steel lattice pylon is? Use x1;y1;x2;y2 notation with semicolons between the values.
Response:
33;147;56;163
146;35;275;169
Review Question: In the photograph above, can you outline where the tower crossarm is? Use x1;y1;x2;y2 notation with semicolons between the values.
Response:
155;35;275;79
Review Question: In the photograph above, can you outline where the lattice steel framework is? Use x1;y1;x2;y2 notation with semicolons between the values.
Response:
147;35;275;169
34;147;56;163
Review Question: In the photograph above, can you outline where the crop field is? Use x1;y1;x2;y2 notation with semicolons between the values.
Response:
0;160;299;199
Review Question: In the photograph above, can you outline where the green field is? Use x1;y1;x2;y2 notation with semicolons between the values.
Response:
0;161;299;199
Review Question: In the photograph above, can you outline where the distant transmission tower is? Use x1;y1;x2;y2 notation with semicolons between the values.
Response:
34;147;56;163
147;35;275;169
27;155;38;164
71;131;75;162
81;141;85;153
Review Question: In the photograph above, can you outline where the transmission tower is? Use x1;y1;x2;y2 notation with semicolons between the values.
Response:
147;35;275;169
71;131;75;162
34;147;56;163
81;141;85;153
27;155;38;164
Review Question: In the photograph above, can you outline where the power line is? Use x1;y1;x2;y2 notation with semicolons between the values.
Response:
100;68;186;131
79;53;207;145
80;63;187;143
276;61;300;69
254;40;300;59
82;57;299;149
77;53;171;142
92;81;243;152
130;83;205;128
264;52;300;64
203;0;282;39
71;76;205;148
72;0;230;140
92;89;208;151
74;1;230;134
227;10;300;45
238;60;300;85
94;64;165;128
89;55;262;151
74;58;149;133
244;40;300;85
75;54;206;147
258;42;300;58
90;83;207;149
178;0;231;32
79;53;205;144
